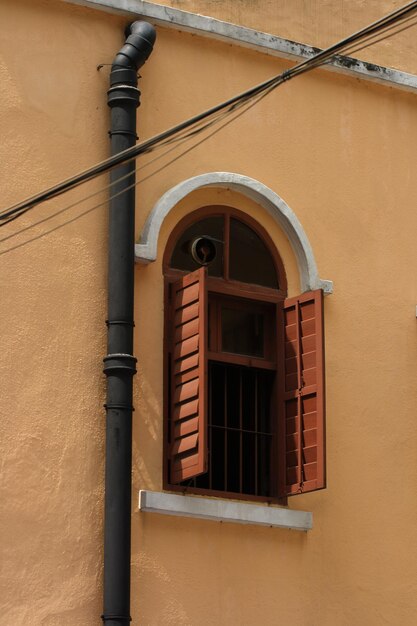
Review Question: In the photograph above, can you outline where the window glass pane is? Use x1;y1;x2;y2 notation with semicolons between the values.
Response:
170;217;224;277
226;366;240;428
242;369;256;430
221;307;264;357
227;429;240;493
229;218;278;288
258;434;271;496
242;432;256;495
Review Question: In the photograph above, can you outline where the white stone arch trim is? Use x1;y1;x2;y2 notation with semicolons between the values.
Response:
135;172;333;294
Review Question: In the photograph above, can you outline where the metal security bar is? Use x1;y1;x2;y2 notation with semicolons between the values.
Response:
188;362;274;497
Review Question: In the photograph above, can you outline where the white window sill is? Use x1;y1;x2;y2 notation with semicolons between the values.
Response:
138;490;312;531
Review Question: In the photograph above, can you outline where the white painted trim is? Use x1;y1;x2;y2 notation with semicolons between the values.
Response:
139;490;313;530
135;172;333;295
62;0;417;93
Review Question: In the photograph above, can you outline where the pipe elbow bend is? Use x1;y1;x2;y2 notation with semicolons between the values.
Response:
112;21;156;71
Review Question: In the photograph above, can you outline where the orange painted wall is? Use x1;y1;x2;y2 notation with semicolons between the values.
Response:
1;1;417;624
148;0;417;73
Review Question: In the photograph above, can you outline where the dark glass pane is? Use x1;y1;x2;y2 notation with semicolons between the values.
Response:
194;469;209;489
242;369;256;430
210;362;225;427
258;372;274;433
229;218;278;288
258;434;271;496
227;429;240;493
181;363;274;498
226;366;240;429
211;427;225;491
170;217;224;277
242;432;256;495
222;307;264;357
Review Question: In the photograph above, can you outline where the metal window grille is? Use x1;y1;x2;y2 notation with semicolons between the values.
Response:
183;362;274;497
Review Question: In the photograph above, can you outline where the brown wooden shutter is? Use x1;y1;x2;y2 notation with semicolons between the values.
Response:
278;289;326;497
169;267;208;484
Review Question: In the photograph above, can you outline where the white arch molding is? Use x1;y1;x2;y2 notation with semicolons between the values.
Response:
135;172;333;295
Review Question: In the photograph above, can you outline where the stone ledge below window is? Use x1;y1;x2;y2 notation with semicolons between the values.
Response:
138;490;312;531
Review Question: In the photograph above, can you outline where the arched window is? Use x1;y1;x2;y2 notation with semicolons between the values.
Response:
163;207;325;502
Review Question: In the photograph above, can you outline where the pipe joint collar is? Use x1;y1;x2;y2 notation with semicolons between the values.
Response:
107;84;140;108
101;613;132;623
110;67;138;87
103;353;137;376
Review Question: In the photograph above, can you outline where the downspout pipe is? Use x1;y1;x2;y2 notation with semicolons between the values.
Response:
102;21;156;626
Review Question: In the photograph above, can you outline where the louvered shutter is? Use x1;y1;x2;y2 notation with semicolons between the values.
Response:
169;268;208;484
278;289;326;497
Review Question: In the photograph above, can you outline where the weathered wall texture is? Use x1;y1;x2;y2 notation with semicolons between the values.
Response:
0;0;125;623
133;23;417;625
1;0;417;625
147;0;417;73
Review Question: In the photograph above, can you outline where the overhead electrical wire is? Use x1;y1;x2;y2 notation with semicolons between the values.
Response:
333;14;417;60
1;0;416;225
2;0;417;224
0;118;217;232
284;0;417;78
1;0;416;232
0;87;253;227
0;83;262;233
0;82;274;253
0;66;281;232
10;0;414;235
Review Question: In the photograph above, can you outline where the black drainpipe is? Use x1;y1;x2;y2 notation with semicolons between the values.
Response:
102;22;156;626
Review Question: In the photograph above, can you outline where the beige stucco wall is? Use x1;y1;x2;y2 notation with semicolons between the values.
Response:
1;0;417;624
0;1;125;623
147;0;417;74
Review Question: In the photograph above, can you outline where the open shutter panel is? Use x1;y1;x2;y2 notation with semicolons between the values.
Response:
279;289;326;497
169;267;208;484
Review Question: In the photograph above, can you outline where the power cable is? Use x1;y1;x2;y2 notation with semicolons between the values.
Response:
0;80;257;225
2;2;416;229
0;123;207;231
0;85;275;254
1;0;417;226
283;4;417;79
2;0;416;223
0;101;235;226
335;14;417;59
0;87;260;238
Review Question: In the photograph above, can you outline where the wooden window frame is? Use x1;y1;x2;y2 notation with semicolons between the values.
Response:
163;206;287;296
163;207;287;503
163;207;325;504
208;294;276;369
